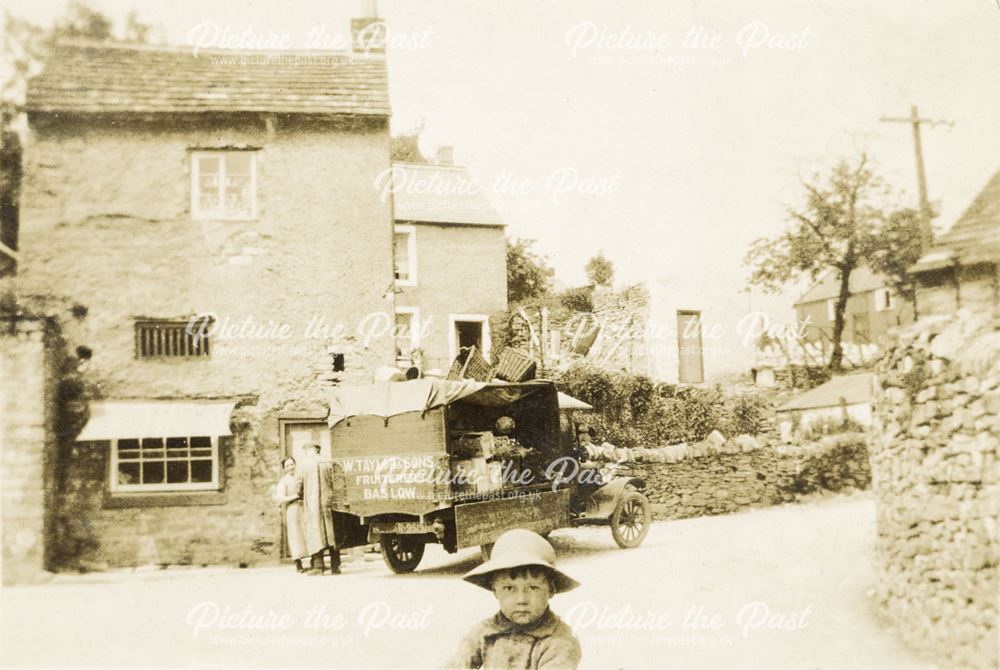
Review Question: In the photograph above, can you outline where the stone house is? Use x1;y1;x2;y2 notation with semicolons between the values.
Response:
794;266;913;345
390;151;507;372
911;167;1000;317
11;32;398;570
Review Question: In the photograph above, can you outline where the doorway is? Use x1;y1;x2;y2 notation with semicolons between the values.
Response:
676;310;705;383
449;314;491;362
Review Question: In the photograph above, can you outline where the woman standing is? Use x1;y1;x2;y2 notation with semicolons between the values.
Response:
274;457;309;573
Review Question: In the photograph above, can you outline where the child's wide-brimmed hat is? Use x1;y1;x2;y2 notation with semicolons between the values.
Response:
463;529;580;594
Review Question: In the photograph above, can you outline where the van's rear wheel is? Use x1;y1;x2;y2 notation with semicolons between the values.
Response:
380;536;425;573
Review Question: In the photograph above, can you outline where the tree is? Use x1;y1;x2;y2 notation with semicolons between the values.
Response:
52;0;114;41
585;252;614;287
1;3;153;274
744;155;922;372
390;123;429;163
507;237;551;304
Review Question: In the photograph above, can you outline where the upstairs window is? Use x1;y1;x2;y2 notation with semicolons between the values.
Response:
393;225;417;286
136;320;210;358
874;287;895;312
191;151;257;220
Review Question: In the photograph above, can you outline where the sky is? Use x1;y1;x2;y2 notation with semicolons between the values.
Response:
6;0;1000;325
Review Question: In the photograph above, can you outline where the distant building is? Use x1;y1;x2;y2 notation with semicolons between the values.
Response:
794;266;913;345
391;152;507;371
775;371;874;435
584;280;754;384
911;168;1000;317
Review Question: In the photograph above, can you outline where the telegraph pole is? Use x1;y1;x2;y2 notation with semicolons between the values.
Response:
880;104;953;252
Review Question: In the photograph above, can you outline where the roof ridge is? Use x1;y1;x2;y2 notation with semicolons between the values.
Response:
52;37;358;59
392;161;469;171
936;166;1000;241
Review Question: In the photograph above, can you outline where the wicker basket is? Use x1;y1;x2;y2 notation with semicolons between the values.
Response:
446;346;495;382
494;348;537;382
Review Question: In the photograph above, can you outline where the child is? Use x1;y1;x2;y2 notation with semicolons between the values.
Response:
448;529;582;669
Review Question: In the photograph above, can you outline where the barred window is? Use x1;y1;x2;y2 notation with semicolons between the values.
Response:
136;320;210;358
113;436;218;492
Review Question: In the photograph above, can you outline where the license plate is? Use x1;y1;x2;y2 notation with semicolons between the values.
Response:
372;521;425;535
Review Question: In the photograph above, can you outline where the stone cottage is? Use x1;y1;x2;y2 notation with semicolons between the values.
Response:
389;149;507;372
12;31;397;570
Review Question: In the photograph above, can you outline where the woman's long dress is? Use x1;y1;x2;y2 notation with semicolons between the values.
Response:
276;474;308;560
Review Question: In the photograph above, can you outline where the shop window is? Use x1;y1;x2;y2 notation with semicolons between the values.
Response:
111;436;218;492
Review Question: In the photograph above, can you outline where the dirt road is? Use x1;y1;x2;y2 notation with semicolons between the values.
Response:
0;492;939;669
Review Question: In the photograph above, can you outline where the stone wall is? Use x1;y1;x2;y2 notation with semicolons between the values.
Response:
869;309;999;670
588;284;652;377
586;432;871;520
0;315;63;584
53;412;277;571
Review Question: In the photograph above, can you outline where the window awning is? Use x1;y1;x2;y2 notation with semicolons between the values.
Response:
76;400;237;441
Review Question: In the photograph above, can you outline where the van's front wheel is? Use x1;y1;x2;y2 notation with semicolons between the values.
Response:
380;536;425;573
610;490;651;549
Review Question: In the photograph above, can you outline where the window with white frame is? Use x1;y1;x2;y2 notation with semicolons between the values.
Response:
191;151;257;220
395;308;420;362
874;287;895;312
393;225;417;286
111;436;218;492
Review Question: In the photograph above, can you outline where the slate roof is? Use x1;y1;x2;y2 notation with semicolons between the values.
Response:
392;162;503;226
777;372;874;412
795;266;887;306
912;168;1000;272
25;40;390;116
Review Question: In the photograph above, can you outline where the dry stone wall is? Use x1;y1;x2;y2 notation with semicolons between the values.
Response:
585;432;871;520
870;309;999;670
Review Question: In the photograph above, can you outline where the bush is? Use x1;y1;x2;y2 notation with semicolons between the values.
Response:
559;286;594;313
720;394;767;437
801;415;866;441
556;364;768;448
776;432;871;493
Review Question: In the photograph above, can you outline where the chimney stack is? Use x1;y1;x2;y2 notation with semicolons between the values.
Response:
436;145;454;166
351;0;385;55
